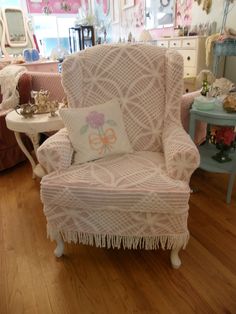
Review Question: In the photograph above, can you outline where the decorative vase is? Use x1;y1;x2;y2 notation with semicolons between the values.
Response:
212;146;232;163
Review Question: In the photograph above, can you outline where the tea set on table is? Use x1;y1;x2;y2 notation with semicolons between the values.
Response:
15;90;68;118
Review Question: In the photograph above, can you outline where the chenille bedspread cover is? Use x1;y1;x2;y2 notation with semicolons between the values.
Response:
38;44;200;250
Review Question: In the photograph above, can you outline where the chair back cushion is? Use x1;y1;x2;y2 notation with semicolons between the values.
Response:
62;44;182;152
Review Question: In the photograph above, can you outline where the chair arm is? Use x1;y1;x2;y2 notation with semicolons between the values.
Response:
181;91;206;145
162;124;200;182
37;128;73;174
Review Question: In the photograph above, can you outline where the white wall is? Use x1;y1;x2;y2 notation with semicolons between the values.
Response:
191;0;236;83
191;0;236;31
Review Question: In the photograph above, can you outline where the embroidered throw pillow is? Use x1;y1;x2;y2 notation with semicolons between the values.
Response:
59;99;133;164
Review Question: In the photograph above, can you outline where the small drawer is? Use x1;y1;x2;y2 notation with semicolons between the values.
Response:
182;39;196;48
157;40;169;48
183;82;196;93
178;50;196;67
169;40;181;48
183;67;196;78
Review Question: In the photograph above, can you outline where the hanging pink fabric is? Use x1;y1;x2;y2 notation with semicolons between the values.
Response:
33;34;40;53
102;0;109;15
84;0;89;11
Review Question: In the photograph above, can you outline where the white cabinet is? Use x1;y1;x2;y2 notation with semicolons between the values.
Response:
183;67;196;79
178;50;197;68
169;39;181;48
156;36;207;93
182;38;196;48
157;40;169;48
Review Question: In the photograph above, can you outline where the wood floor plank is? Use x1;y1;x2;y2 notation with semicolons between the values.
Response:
0;250;8;314
0;162;236;314
189;170;236;275
181;237;236;313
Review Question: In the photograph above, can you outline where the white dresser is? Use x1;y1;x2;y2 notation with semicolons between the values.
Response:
156;36;207;93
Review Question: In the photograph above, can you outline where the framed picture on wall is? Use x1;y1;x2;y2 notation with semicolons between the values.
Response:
111;0;120;23
145;0;175;29
122;0;135;10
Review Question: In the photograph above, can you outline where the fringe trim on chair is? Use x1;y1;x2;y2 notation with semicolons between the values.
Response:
47;225;189;250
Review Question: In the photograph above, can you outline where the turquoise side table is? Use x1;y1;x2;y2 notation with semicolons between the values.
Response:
189;102;236;204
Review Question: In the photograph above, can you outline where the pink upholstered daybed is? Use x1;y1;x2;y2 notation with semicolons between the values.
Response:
0;71;66;171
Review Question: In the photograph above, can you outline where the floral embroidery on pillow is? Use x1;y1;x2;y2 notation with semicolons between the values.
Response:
80;111;117;155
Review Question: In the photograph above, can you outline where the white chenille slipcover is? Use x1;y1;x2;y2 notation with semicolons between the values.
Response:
38;44;200;251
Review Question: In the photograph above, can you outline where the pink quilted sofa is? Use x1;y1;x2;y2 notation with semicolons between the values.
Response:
0;73;32;171
0;71;66;171
29;71;66;102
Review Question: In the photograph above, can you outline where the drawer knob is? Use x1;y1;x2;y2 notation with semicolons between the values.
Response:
186;73;189;76
187;42;190;46
173;43;176;46
161;43;164;46
187;56;191;61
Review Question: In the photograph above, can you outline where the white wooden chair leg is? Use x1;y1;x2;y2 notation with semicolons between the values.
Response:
170;246;182;269
54;233;64;258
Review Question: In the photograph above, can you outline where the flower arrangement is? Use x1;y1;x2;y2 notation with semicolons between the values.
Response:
211;126;236;163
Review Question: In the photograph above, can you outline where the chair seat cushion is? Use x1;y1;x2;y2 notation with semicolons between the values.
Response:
41;151;190;249
41;151;190;214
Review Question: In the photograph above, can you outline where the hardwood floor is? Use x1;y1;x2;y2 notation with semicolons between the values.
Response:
0;161;236;314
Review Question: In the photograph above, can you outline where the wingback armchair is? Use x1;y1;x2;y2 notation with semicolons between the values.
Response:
37;44;200;268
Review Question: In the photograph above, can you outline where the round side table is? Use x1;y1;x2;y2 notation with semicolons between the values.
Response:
189;102;236;204
6;110;64;178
